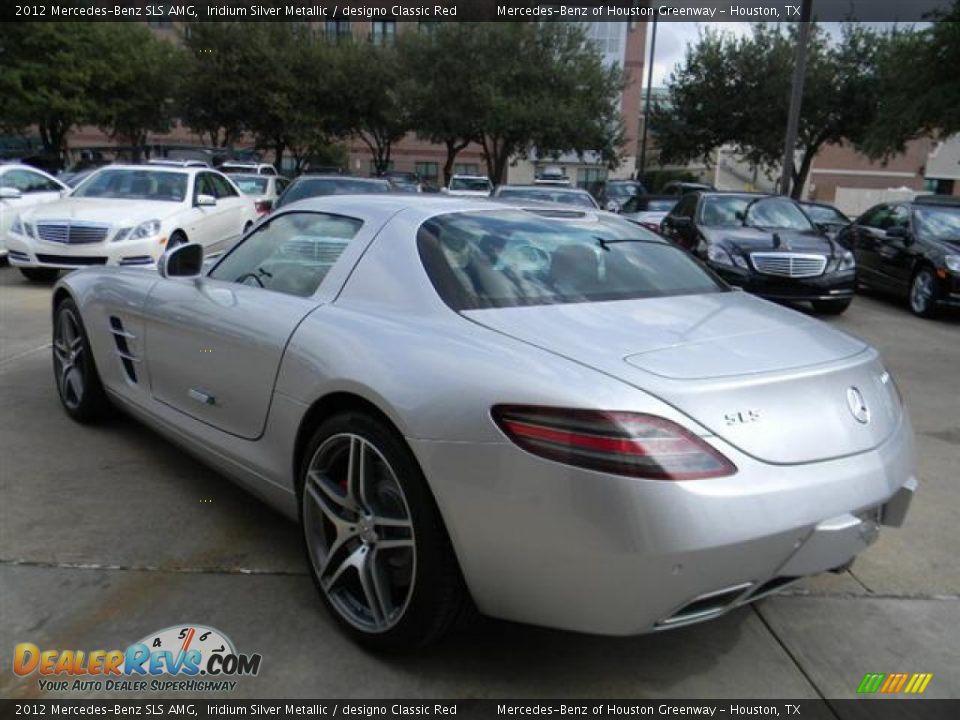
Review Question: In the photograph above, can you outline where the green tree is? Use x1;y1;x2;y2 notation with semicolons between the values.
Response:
472;23;624;183
650;23;885;198
93;24;183;161
177;22;258;147
861;3;960;157
0;23;107;166
402;24;486;185
329;39;411;176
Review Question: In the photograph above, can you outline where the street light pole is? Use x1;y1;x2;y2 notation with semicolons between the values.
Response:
638;9;658;181
779;0;813;197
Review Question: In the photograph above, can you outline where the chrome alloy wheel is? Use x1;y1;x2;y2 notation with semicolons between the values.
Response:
303;433;416;633
910;269;935;315
53;307;86;410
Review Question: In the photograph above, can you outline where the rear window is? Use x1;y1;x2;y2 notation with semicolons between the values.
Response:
498;188;596;209
450;177;491;192
276;178;390;208
417;210;725;310
232;176;270;195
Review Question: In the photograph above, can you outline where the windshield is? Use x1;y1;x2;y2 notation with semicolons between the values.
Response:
417;210;724;309
449;177;491;192
232;176;270;195
803;204;848;225
498;188;596;209
72;169;188;202
607;182;644;200
745;197;815;230
276;178;390;208
914;205;960;242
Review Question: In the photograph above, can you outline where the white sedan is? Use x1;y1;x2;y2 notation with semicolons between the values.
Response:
0;164;70;259
6;165;258;282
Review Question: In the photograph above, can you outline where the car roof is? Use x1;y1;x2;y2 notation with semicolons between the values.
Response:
278;194;654;229
91;164;199;175
911;195;960;207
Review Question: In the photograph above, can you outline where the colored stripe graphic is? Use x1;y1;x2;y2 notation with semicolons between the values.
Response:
857;672;932;694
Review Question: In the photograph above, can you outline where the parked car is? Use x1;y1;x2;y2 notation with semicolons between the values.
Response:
800;201;851;240
533;166;572;186
591;179;647;212
230;173;291;216
444;174;492;197
380;171;421;193
663;181;715;196
274;176;392;211
839;196;960;317
661;192;857;314
51;194;916;651
492;184;599;209
1;164;70;259
6;165;257;282
619;195;678;233
219;161;278;176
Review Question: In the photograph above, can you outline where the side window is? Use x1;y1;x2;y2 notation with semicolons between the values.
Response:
671;194;697;219
2;169;62;193
194;173;217;200
887;205;910;231
211;174;238;198
275;178;289;195
263;167;277;176
209;212;363;297
858;205;888;229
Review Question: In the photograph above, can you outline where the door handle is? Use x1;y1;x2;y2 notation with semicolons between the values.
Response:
188;388;216;405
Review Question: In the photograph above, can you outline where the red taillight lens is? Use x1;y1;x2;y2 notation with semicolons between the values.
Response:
492;405;736;480
255;200;272;215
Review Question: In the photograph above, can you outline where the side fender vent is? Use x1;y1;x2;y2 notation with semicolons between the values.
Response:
109;316;139;383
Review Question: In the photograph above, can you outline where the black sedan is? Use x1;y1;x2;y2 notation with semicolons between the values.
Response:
273;176;392;210
838;196;960;317
661;192;856;314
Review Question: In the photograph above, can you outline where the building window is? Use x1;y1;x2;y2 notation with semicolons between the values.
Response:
576;167;607;189
326;21;352;43
369;160;394;176
454;163;480;176
371;21;396;46
415;162;439;184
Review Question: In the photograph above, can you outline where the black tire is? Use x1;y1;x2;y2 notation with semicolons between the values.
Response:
811;298;852;315
299;411;469;652
21;267;60;283
908;267;939;318
52;298;109;423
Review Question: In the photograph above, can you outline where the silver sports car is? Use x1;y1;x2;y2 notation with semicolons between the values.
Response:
51;196;917;651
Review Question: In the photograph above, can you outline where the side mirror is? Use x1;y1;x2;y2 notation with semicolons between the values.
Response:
159;242;204;279
196;193;217;207
0;187;23;200
605;200;621;213
885;226;911;243
671;217;692;229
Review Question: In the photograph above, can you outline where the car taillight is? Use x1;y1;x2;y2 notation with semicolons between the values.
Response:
492;405;736;480
255;200;272;215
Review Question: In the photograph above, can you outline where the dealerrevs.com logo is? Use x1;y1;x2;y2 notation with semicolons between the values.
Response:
13;624;262;693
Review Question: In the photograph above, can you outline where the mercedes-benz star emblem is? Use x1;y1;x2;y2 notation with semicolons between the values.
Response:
846;386;870;424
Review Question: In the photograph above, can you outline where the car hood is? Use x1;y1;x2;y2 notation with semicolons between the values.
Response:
20;197;182;226
702;226;838;256
465;292;900;464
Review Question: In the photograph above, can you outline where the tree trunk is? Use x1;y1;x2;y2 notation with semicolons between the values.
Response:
791;143;819;200
273;140;286;171
442;138;470;186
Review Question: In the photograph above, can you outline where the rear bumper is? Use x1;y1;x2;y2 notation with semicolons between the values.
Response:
411;410;916;636
713;266;856;302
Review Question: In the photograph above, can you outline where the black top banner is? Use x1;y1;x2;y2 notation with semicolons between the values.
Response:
3;1;954;23
0;701;958;720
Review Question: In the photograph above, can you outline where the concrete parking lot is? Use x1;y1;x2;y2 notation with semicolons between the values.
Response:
1;263;958;702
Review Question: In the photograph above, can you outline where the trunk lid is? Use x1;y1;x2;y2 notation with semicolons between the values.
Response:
465;292;901;464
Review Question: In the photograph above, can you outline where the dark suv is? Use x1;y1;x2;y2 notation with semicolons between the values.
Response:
838;196;960;317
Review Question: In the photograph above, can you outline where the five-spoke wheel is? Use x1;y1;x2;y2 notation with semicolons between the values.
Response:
52;299;108;422
299;412;468;650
